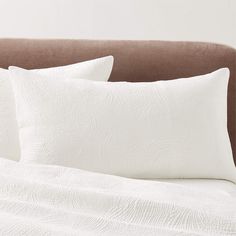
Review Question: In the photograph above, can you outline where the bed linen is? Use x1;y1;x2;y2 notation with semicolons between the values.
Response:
0;55;114;161
9;67;236;183
0;158;235;236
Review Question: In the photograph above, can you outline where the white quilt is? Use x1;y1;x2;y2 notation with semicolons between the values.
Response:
0;158;235;236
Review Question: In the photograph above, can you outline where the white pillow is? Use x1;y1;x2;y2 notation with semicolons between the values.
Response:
9;67;236;182
0;56;113;161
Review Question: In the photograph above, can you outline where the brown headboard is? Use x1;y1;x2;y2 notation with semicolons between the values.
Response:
1;38;236;165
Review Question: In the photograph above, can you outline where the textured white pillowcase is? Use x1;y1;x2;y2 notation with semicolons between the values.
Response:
9;67;236;182
0;56;113;161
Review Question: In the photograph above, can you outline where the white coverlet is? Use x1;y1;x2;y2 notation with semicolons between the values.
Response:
0;158;235;236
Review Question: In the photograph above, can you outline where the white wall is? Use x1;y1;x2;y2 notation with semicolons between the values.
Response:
0;0;235;48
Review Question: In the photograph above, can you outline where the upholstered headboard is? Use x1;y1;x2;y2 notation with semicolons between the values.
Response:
0;39;235;165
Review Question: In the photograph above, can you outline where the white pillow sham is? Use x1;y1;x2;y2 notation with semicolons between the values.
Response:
0;56;114;161
9;67;236;182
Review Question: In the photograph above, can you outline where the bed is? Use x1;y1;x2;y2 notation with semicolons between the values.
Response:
0;39;235;235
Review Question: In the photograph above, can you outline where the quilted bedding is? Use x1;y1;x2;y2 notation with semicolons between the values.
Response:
0;158;235;236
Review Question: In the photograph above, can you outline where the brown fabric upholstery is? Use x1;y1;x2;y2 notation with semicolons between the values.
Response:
0;38;235;165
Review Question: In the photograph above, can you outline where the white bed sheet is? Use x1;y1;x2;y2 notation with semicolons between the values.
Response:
0;158;235;236
156;178;236;195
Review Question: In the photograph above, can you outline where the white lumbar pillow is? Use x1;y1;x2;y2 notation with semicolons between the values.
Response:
9;67;236;182
0;56;114;161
